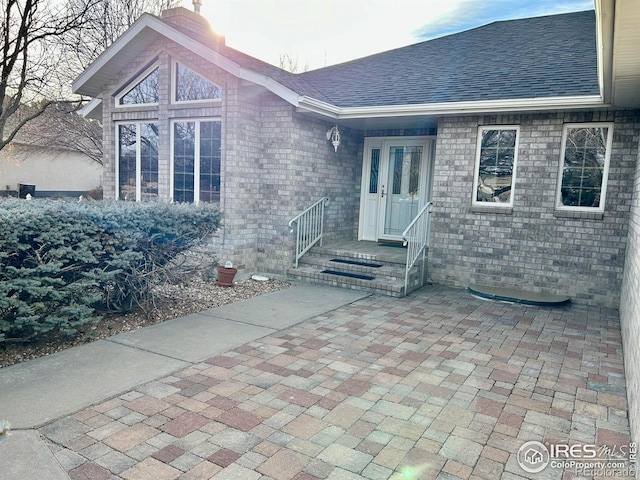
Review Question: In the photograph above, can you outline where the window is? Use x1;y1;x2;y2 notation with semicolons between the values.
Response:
117;123;159;201
171;119;221;204
174;63;222;102
368;148;380;194
556;123;613;212
118;66;159;106
472;126;519;206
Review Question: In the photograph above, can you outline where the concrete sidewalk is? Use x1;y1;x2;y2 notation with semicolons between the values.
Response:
0;285;369;480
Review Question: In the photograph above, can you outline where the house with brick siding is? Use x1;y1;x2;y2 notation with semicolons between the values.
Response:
74;1;640;448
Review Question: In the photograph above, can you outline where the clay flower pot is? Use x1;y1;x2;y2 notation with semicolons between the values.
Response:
216;265;237;287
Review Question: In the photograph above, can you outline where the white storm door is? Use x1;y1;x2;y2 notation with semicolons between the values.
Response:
359;137;432;242
378;140;429;241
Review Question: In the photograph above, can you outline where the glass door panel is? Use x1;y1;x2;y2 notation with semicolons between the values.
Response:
383;146;423;237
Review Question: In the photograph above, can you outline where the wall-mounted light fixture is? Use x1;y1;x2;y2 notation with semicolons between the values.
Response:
326;125;341;152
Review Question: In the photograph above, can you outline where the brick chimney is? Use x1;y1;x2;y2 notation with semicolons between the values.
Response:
161;7;225;47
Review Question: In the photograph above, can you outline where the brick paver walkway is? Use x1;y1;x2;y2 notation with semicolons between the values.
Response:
39;285;631;480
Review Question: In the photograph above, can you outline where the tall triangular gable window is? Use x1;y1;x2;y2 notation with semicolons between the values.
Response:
118;66;159;106
175;63;222;102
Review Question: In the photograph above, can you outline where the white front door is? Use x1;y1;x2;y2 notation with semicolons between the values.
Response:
359;137;434;242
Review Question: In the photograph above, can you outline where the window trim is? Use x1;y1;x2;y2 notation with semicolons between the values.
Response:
554;122;613;214
170;117;222;205
114;121;159;202
471;125;520;208
115;63;160;108
171;61;223;105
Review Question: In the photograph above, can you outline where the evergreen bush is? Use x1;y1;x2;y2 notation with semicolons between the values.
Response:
0;199;221;343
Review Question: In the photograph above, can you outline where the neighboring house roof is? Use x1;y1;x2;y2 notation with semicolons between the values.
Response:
74;3;640;121
5;103;102;162
299;11;599;108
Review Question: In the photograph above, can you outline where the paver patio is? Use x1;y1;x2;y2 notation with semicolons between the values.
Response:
38;285;632;479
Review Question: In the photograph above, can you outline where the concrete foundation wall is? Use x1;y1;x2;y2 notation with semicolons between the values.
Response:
429;110;639;308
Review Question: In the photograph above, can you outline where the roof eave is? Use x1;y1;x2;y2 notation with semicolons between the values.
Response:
595;0;615;105
297;95;608;120
72;13;156;97
607;0;640;107
79;98;103;119
72;14;301;107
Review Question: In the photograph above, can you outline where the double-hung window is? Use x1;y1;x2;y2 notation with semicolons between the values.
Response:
472;126;519;207
555;123;613;213
116;123;159;201
171;119;221;204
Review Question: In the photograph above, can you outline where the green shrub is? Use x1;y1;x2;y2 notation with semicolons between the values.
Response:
0;199;221;343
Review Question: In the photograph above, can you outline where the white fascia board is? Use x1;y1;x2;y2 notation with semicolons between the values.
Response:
73;14;300;106
297;94;607;119
72;14;156;94
79;98;103;119
595;0;615;105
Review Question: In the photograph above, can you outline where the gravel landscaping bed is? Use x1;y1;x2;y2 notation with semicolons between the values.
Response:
0;277;290;368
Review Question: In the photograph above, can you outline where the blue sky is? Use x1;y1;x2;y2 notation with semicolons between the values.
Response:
414;0;594;39
198;0;595;70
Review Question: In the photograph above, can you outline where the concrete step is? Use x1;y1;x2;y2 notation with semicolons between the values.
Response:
288;265;409;297
298;255;406;282
288;242;428;297
310;244;408;266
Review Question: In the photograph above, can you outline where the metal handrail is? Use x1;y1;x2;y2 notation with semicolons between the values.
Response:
401;202;433;295
288;197;329;268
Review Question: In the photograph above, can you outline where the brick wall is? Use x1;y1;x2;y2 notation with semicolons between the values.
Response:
98;27;363;276
99;40;230;201
429;111;639;308
98;17;640;302
212;73;262;272
620;122;640;450
251;101;362;275
199;93;361;276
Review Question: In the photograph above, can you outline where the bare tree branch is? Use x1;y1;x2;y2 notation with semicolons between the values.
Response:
0;0;179;160
0;0;101;152
13;101;104;164
278;52;309;73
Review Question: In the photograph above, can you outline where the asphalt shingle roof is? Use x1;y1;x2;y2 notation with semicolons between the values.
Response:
216;45;333;103
297;10;599;108
164;18;332;103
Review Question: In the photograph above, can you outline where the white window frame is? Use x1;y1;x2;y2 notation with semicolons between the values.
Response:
170;118;221;205
115;121;159;202
115;63;160;108
171;61;222;105
555;122;613;214
471;125;520;208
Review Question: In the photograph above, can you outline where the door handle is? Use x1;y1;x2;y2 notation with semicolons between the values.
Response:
381;185;385;198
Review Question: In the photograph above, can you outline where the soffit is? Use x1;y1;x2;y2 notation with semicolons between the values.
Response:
74;27;161;98
611;0;640;107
